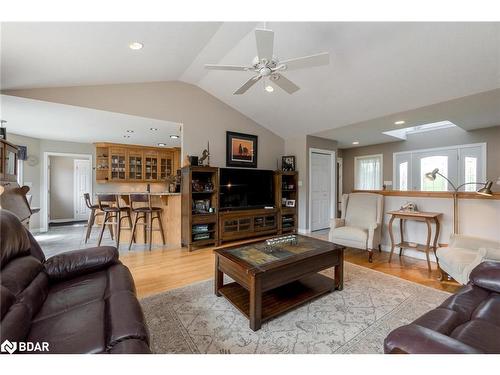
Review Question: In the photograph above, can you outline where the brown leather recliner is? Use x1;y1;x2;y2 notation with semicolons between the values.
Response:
384;261;500;354
0;209;151;354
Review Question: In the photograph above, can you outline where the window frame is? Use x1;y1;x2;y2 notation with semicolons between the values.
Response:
392;142;487;191
354;153;384;191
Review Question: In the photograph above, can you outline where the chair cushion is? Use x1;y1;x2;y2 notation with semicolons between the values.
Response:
436;247;479;284
344;193;380;230
330;226;368;249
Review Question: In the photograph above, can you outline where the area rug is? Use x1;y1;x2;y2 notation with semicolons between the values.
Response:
140;263;451;354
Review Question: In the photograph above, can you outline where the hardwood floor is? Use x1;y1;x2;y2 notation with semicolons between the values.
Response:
121;237;461;299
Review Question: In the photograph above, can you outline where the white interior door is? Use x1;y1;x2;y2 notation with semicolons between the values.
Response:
74;159;91;220
311;152;332;231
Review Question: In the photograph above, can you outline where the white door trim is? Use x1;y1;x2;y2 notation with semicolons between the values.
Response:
42;152;93;232
308;148;336;233
74;159;92;221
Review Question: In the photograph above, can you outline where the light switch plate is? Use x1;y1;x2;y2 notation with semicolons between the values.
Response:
298;180;303;187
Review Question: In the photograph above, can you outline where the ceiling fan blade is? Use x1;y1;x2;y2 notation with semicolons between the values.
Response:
271;73;300;94
279;52;330;71
255;29;274;62
233;75;262;95
205;64;251;71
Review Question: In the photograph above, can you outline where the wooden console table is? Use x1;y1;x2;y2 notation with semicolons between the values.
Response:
387;210;442;272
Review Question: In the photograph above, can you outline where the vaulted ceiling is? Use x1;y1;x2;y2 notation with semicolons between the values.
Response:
2;22;500;144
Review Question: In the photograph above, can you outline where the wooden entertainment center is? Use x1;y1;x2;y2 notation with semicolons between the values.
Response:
181;166;298;251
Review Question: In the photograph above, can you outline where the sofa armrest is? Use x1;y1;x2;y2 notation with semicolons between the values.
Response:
331;218;345;229
449;234;500;251
384;324;483;354
470;261;500;293
44;246;119;281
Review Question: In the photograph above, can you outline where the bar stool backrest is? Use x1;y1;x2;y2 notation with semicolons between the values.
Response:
97;194;119;210
84;193;93;209
129;194;152;210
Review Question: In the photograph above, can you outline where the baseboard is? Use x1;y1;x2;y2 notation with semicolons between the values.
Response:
379;243;437;263
49;218;79;223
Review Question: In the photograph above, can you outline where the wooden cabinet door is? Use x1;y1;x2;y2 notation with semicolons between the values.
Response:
144;150;159;180
127;150;143;180
110;147;127;181
159;151;173;180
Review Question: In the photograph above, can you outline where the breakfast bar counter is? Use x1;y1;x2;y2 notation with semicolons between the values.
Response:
96;192;181;248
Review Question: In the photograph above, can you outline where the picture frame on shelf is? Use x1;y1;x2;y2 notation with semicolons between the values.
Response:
282;155;296;171
226;131;258;168
285;199;296;208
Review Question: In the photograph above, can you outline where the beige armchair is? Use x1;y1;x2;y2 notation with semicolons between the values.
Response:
436;234;500;284
329;192;384;262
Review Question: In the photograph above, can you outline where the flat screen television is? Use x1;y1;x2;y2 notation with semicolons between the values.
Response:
219;168;275;210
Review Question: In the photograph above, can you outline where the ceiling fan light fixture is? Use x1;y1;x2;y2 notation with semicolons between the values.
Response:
352;141;359;145
129;42;143;50
265;84;274;93
394;120;406;125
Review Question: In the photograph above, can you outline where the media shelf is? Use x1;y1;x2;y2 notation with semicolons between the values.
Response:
181;166;219;251
181;167;298;250
276;171;299;234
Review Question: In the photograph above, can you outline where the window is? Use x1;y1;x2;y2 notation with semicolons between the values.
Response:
420;156;448;191
17;159;24;186
393;143;486;191
355;154;383;190
464;156;477;191
399;161;408;191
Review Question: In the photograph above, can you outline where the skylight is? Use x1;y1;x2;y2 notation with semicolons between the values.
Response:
383;120;457;140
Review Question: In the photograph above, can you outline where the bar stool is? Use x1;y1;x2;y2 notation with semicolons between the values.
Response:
83;193;112;244
129;194;166;251
97;194;135;248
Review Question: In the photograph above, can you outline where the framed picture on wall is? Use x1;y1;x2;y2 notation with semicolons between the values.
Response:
226;131;258;168
282;155;296;171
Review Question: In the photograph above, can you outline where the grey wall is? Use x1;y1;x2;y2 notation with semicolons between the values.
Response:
340;125;500;193
4;81;285;170
49;155;77;220
284;135;339;231
9;133;171;230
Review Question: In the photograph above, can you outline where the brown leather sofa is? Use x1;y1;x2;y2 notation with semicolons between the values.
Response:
384;261;500;354
0;209;151;354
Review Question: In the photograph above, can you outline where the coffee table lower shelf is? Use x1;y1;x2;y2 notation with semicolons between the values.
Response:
218;273;335;324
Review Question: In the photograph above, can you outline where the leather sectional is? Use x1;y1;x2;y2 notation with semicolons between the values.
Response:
0;209;151;354
385;261;500;354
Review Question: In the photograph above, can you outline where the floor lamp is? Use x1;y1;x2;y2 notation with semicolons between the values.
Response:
425;168;493;234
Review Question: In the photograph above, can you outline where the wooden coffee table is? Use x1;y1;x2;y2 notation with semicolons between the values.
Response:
214;235;344;331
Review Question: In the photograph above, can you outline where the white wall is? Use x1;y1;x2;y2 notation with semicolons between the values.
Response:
380;196;500;261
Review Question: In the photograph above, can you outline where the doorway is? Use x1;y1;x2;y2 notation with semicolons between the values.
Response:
43;152;92;231
309;149;336;232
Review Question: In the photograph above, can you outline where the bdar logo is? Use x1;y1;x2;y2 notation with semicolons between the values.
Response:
1;340;17;354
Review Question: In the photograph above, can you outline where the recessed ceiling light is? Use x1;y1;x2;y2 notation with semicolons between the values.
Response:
352;141;360;145
265;85;274;93
169;135;180;139
126;130;134;133
123;135;131;138
129;42;143;50
158;143;167;147
394;120;406;125
150;128;158;131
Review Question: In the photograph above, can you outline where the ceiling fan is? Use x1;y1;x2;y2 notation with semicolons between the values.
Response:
204;28;330;95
